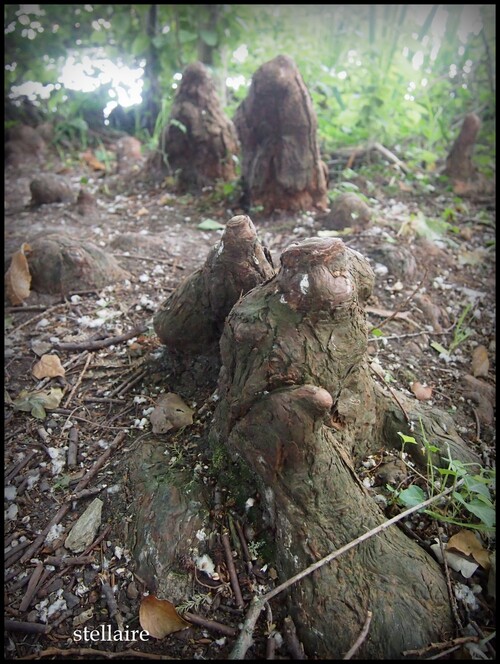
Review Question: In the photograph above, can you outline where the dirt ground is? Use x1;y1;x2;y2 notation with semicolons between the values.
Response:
4;138;496;660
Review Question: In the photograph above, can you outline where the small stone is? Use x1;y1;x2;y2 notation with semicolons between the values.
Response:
64;498;103;553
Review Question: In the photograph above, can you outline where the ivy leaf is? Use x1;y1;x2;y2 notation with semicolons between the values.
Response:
12;388;64;420
397;485;426;508
198;219;225;231
179;29;197;43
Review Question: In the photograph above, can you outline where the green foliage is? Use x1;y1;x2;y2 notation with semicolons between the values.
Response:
4;4;495;167
393;430;496;533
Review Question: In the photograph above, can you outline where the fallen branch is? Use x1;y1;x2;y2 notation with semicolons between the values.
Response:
183;611;237;637
19;562;45;612
17;647;176;660
373;141;411;174
4;619;50;634
228;481;463;660
53;325;148;352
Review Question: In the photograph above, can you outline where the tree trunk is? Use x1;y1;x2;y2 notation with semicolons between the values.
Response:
142;5;161;136
444;112;481;182
234;55;329;214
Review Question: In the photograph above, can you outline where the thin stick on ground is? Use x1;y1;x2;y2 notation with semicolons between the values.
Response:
343;610;373;659
228;481;463;660
64;351;93;407
54;324;148;352
221;530;245;608
368;269;428;334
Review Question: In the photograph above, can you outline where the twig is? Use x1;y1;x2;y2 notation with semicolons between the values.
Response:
67;426;79;467
43;555;95;567
283;616;307;659
5;450;37;483
54;325;147;352
4;620;50;635
373;141;411;174
17;647;176;660
20;432;126;564
101;578;124;631
403;636;480;657
19;563;45;612
343;610;373;659
112;253;185;269
368;269;428;334
221;531;245;608
438;529;463;631
265;603;276;660
107;365;147;398
183;611;237;637
7;302;70;336
228;481;463;660
64;352;93;407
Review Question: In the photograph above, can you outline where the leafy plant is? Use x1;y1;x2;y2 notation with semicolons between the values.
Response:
392;430;495;533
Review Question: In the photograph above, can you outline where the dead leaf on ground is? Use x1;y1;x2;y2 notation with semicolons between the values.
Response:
149;392;194;434
81;150;106;171
411;381;433;401
447;530;491;570
5;242;32;305
471;345;489;378
139;595;191;639
32;354;66;379
12;387;64;420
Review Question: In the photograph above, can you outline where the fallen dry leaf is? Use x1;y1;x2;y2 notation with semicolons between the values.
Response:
447;529;491;570
150;393;194;434
5;242;32;305
411;381;433;401
139;595;191;639
136;206;149;216
81;150;106;171
471;345;489;378
32;354;66;379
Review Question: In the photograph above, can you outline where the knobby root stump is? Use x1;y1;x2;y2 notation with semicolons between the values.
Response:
234;55;328;213
27;233;130;295
444;112;481;182
153;215;275;355
208;236;481;658
158;61;239;191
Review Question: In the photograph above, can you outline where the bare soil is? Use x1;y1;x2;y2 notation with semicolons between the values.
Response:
4;139;496;660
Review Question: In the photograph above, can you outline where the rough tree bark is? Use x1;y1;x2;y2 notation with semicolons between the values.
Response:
208;237;480;658
153;215;274;355
234;55;329;214
158;61;239;191
149;231;481;658
444;112;481;182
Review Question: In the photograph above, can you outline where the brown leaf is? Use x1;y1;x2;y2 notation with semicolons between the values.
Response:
471;345;489;378
5;242;32;305
411;382;433;401
150;393;194;434
139;595;191;639
447;530;491;570
81;150;106;171
32;354;66;379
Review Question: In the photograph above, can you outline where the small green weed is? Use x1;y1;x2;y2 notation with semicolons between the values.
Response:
389;429;495;533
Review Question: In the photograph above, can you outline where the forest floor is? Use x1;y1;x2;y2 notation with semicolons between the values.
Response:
4;137;496;660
